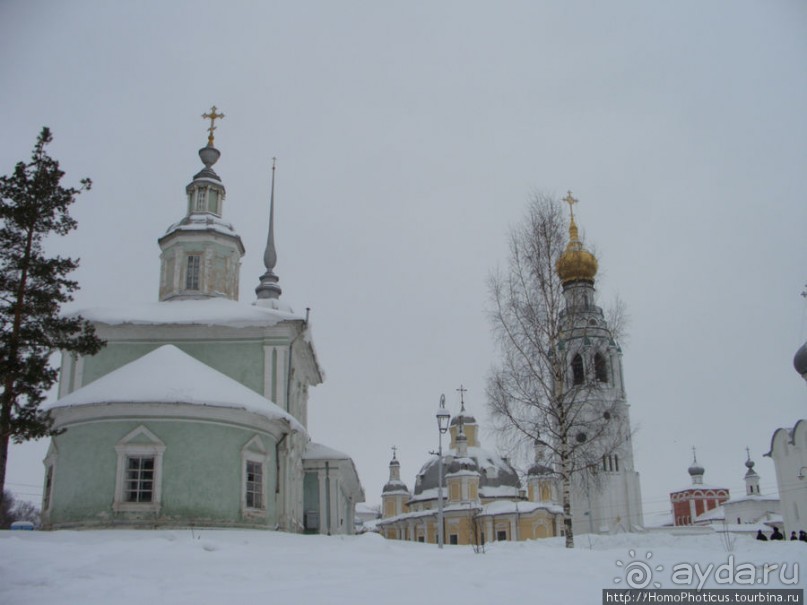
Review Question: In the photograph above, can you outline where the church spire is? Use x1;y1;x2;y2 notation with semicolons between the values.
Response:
255;158;282;301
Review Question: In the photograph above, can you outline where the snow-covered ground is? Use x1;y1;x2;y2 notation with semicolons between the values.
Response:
1;529;803;604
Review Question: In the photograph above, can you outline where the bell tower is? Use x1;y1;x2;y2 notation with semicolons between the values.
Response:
158;106;245;302
556;192;643;533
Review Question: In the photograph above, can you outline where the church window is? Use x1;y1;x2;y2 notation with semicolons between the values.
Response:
194;187;207;212
125;456;155;503
449;534;458;545
594;353;608;383
497;530;507;541
186;255;201;290
245;460;264;509
571;354;584;385
113;426;165;513
241;436;269;516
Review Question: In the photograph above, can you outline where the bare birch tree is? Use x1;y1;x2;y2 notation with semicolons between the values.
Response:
486;192;627;548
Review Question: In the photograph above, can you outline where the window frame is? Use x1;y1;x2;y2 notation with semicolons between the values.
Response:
185;254;201;291
113;426;165;514
245;459;264;510
194;187;207;212
241;435;270;518
124;455;156;504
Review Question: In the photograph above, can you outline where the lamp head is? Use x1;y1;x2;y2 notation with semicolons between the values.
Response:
436;393;450;433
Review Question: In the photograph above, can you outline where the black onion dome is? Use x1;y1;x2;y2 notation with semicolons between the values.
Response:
794;341;807;377
382;480;408;494
527;463;554;476
412;448;520;496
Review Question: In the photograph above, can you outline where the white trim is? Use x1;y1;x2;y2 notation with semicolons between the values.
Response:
113;426;166;513
48;401;300;442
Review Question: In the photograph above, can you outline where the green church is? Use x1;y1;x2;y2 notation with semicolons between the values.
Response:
40;109;364;532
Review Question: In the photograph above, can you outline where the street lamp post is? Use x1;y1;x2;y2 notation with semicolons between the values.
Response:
436;393;451;548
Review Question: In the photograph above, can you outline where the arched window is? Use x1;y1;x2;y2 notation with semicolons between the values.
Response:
594;353;608;383
571;354;584;385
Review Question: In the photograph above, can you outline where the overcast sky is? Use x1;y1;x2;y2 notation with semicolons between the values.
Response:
2;1;806;523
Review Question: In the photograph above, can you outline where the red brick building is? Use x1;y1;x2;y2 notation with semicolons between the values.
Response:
670;452;729;526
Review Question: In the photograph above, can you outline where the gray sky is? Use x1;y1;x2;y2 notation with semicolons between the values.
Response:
2;1;806;523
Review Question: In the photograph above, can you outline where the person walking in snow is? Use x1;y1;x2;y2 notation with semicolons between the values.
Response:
756;530;768;541
770;528;784;541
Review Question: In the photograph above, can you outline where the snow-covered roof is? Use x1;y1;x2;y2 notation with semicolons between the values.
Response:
723;494;779;505
75;297;301;327
695;505;725;523
303;442;352;461
163;214;239;240
43;345;304;432
477;500;563;516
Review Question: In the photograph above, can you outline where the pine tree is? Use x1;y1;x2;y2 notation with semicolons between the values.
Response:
0;127;105;509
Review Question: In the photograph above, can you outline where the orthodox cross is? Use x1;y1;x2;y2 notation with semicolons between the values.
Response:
745;446;751;461
391;445;398;460
563;190;578;220
691;446;698;463
456;384;467;412
202;105;225;146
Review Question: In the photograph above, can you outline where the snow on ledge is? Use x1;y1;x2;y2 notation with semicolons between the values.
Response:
74;298;302;328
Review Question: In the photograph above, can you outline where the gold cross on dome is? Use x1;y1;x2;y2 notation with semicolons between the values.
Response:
563;191;578;219
202;105;225;146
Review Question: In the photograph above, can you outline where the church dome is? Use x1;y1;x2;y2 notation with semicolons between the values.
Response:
688;461;705;477
794;341;807;379
556;217;598;285
382;479;409;493
527;463;554;477
413;448;520;496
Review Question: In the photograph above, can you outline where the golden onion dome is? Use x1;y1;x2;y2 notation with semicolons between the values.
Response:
556;192;598;285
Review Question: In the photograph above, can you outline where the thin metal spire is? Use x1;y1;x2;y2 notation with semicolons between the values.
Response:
255;157;282;300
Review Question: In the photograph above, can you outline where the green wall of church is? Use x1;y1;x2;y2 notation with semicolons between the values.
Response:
81;340;266;396
46;419;278;528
